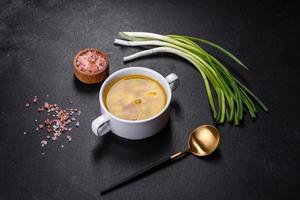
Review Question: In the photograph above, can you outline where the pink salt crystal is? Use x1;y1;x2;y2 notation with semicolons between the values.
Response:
76;50;106;73
44;118;50;125
52;136;57;141
75;122;80;127
41;140;47;145
37;107;44;112
44;102;54;110
38;124;44;129
33;96;38;103
66;135;72;142
36;127;39;131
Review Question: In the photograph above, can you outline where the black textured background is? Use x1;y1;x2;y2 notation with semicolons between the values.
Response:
0;0;299;199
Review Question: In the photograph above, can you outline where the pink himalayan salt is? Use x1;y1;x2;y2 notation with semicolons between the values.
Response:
76;50;106;73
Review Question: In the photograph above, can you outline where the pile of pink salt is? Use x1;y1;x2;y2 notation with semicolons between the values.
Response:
75;50;107;73
24;95;81;152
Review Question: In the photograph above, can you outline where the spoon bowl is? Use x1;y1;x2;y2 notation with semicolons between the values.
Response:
188;125;220;157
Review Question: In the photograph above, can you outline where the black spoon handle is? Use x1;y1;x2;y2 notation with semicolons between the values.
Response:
100;151;188;196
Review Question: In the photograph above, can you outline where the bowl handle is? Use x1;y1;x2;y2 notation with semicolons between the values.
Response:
91;114;110;136
165;73;179;91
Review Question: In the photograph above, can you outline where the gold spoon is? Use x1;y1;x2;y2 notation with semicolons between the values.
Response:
101;124;220;195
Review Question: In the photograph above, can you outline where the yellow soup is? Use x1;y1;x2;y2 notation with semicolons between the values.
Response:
104;75;167;120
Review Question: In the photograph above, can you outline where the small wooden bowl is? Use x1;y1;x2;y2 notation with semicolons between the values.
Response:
73;48;109;84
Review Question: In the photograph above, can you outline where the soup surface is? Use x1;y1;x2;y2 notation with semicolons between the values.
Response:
104;75;166;120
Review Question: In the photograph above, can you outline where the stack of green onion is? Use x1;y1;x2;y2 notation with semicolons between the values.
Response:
114;32;268;125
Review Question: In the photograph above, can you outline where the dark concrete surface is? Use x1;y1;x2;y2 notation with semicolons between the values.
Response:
0;0;299;199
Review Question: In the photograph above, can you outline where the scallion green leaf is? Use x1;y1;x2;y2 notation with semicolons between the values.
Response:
114;32;268;125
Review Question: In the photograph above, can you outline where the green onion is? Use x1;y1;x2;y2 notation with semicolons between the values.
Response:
114;32;268;125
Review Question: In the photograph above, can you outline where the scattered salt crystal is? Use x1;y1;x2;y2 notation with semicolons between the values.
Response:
23;131;27;135
33;96;38;103
37;107;44;112
52;136;57;141
44;102;54;110
25;97;81;149
41;152;45;155
41;140;47;147
44;118;50;124
66;135;72;142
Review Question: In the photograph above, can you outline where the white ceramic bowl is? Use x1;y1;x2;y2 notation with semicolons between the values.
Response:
91;67;179;140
